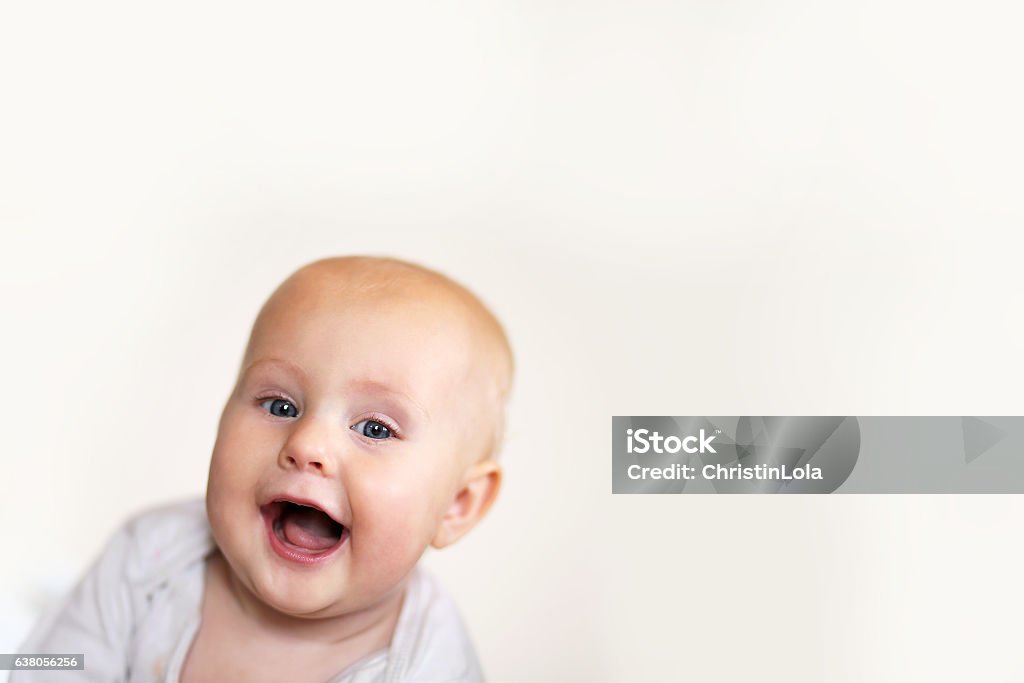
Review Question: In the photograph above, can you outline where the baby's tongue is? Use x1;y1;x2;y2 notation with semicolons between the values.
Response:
281;506;340;551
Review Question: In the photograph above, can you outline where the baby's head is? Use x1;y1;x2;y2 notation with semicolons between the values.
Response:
205;256;513;619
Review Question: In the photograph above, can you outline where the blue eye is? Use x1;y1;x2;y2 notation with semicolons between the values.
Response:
261;398;299;418
351;419;392;440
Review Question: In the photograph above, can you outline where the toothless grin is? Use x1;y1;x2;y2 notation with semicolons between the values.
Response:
260;499;348;565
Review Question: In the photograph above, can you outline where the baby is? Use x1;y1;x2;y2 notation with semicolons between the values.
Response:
15;256;514;682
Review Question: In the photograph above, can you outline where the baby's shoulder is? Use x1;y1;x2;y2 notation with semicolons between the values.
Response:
112;498;214;589
389;568;484;681
121;497;208;541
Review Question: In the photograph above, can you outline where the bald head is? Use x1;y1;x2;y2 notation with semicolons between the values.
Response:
241;256;514;461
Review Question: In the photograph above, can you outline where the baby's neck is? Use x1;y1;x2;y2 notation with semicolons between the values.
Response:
181;554;406;682
216;551;404;653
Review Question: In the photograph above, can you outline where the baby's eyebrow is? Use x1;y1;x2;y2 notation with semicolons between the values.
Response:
241;358;430;421
240;357;308;383
346;378;430;421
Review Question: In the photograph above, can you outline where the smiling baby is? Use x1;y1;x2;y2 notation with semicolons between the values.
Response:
15;256;514;683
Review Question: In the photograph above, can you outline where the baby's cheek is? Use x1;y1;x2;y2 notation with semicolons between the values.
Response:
207;454;251;507
206;460;249;538
210;423;266;490
358;515;421;579
349;471;440;570
207;431;265;550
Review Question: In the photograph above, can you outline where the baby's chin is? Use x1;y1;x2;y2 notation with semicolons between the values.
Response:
211;531;351;618
243;563;357;618
236;548;419;622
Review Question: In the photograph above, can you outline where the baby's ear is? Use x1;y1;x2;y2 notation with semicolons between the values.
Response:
431;460;502;549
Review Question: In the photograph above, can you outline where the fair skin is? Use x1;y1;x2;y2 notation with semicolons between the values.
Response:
180;259;510;683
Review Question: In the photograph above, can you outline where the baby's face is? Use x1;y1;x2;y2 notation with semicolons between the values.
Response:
206;278;496;617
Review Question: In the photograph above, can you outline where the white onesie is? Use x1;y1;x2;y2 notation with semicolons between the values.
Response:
12;499;484;683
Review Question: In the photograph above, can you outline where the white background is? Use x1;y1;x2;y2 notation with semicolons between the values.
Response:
2;1;1023;681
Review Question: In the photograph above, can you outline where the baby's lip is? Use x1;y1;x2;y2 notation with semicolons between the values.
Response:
258;493;346;527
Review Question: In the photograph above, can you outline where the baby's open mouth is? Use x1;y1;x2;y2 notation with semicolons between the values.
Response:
261;500;347;557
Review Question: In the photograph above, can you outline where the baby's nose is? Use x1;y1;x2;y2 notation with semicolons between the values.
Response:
278;419;339;476
283;450;326;472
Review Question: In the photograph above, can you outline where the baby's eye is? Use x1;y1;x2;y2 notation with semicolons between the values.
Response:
351;419;392;440
261;398;299;418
